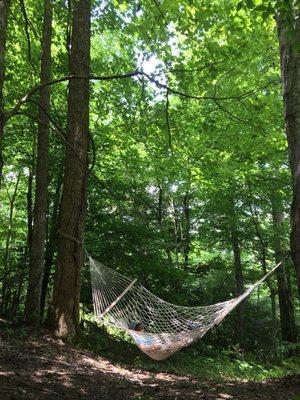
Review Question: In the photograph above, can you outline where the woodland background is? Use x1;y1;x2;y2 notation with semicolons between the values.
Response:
0;0;299;389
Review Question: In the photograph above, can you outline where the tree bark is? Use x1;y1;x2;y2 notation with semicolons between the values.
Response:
271;191;297;343
47;0;90;336
0;0;10;182
24;0;53;327
277;10;300;298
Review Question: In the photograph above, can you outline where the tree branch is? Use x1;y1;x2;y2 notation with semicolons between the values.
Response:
19;0;36;73
13;98;126;202
7;68;274;121
8;71;141;117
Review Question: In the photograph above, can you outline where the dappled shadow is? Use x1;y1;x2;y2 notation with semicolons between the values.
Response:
202;376;300;399
0;323;202;399
0;320;299;399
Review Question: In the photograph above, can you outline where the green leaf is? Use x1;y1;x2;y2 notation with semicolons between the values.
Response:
236;1;244;11
246;0;255;8
254;4;267;12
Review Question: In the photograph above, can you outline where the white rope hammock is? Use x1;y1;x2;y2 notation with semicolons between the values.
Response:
89;256;283;361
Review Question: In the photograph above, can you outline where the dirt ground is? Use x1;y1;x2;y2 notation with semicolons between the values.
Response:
0;323;299;400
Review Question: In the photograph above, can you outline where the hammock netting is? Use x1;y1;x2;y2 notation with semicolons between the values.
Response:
89;256;282;361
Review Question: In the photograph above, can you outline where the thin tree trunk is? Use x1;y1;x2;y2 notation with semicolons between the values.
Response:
24;0;53;327
259;245;278;355
170;195;179;267
0;0;10;182
47;0;90;336
158;185;163;226
10;169;33;316
231;228;245;339
277;11;300;298
229;200;245;340
157;185;172;265
40;169;63;317
1;172;21;314
27;168;33;251
247;195;278;349
10;170;33;317
271;191;297;343
183;191;190;270
9;250;26;317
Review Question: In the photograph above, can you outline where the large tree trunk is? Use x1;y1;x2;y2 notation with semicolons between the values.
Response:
271;192;297;343
277;10;300;298
24;0;53;327
0;0;10;182
47;0;90;336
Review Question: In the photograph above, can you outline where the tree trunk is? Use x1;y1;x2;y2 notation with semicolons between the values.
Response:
271;191;297;343
9;168;34;316
183;191;190;270
1;172;21;314
40;169;63;317
27;168;33;251
258;244;278;355
157;185;172;265
9;249;27;318
24;0;53;327
229;200;245;340
0;0;10;182
247;196;278;350
47;0;90;336
9;170;34;317
170;195;179;267
277;11;300;298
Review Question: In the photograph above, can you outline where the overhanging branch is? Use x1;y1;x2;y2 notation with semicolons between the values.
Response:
6;69;271;121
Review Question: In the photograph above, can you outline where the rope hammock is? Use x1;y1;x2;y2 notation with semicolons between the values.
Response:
89;256;284;361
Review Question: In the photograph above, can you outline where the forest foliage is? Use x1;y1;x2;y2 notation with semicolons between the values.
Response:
0;0;299;371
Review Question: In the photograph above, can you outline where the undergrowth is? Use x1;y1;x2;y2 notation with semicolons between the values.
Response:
1;317;298;382
70;320;300;382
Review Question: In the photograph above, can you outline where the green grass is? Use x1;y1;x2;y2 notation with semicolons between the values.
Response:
134;350;300;381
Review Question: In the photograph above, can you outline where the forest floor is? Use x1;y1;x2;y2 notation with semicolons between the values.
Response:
0;319;299;400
